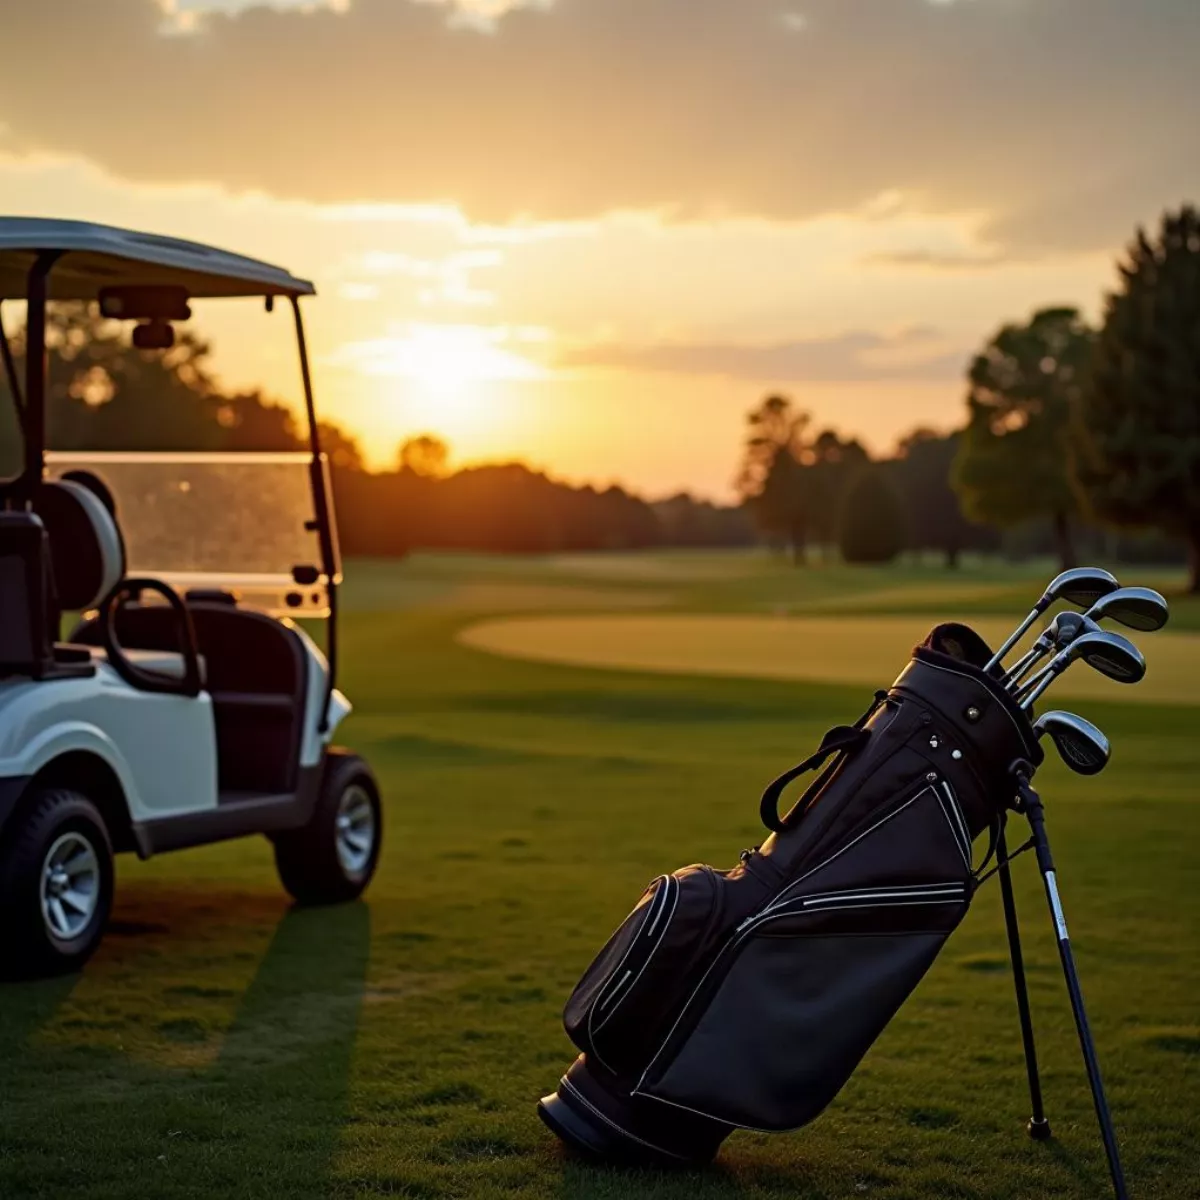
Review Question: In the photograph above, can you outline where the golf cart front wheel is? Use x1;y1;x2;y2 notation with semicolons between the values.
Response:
0;788;114;979
274;751;381;905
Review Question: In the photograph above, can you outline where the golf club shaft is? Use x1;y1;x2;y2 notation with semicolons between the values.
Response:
1003;645;1045;689
1016;777;1129;1200
985;606;1041;672
1016;661;1059;707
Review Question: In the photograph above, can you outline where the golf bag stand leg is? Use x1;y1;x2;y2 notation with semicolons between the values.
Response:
996;820;1050;1140
1014;772;1130;1200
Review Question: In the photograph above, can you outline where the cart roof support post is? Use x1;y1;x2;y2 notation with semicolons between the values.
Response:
290;295;339;731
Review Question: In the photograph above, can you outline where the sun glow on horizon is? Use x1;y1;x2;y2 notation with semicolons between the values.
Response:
324;322;549;447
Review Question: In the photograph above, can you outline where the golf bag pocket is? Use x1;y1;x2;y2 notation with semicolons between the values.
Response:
565;865;725;1075
636;885;969;1131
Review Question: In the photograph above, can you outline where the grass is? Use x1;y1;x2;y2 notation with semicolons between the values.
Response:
2;550;1199;1199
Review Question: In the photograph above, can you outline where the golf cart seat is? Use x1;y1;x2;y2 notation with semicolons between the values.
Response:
33;476;124;627
73;602;309;794
31;478;203;687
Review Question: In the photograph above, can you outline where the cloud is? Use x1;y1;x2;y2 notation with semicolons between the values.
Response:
865;249;1007;271
0;0;1197;254
559;329;968;383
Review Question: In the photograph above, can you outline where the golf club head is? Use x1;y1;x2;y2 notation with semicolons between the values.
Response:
986;566;1120;672
1086;585;1170;633
1037;567;1120;613
1062;629;1146;684
1034;710;1111;775
1034;610;1091;653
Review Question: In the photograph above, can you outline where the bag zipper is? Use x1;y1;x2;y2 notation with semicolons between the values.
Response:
589;875;676;1041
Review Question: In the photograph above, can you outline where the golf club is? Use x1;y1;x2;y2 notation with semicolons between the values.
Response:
1003;585;1169;691
1003;612;1092;690
984;568;1119;673
1084;585;1169;632
1033;710;1110;775
1017;630;1146;710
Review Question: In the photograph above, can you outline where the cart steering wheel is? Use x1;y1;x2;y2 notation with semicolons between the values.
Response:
98;577;204;698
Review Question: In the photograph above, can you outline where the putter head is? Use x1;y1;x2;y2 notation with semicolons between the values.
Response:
1034;710;1110;775
1087;585;1170;633
1038;567;1120;612
1063;629;1146;684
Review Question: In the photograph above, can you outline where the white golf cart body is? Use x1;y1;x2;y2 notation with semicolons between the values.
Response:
0;218;380;973
0;449;351;855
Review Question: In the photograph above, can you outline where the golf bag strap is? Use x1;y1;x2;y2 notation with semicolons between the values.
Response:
759;691;886;832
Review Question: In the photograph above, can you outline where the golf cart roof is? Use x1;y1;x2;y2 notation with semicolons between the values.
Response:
0;217;315;301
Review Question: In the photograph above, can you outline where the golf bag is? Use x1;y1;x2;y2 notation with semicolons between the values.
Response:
539;623;1044;1164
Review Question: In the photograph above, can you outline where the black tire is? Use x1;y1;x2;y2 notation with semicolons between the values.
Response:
273;751;382;905
0;789;114;980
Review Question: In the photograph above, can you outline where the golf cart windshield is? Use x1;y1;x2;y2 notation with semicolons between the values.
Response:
45;450;337;617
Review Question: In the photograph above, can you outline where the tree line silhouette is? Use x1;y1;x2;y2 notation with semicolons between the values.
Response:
739;205;1200;586
2;205;1197;580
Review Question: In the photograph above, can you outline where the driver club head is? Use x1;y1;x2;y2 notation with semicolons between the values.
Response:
1034;710;1111;775
1085;586;1170;633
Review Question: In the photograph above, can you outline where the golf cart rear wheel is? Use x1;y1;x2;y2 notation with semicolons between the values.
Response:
274;751;381;905
0;789;114;979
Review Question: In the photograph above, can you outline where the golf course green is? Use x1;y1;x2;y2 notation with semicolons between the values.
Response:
1;551;1197;1199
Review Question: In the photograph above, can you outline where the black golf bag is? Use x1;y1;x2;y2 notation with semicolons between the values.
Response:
539;624;1044;1164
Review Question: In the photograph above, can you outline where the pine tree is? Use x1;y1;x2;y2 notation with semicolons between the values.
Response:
952;307;1093;569
1075;205;1200;590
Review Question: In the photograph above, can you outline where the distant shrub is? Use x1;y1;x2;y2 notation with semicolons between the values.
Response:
838;469;906;564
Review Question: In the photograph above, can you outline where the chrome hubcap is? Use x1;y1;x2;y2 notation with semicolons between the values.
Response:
335;784;376;876
41;832;100;942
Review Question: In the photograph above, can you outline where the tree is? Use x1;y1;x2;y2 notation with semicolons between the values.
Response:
737;394;811;563
952;307;1093;570
1075;205;1200;591
398;433;449;477
839;467;906;564
892;428;985;567
804;428;870;558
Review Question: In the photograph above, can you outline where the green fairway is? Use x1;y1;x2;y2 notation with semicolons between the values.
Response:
2;552;1198;1199
459;612;1200;705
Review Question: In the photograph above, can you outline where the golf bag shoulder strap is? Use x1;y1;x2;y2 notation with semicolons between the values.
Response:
759;691;887;833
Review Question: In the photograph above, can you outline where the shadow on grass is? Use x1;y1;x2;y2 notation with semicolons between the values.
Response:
0;896;370;1200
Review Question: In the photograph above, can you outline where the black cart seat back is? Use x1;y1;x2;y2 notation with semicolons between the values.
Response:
72;603;309;794
0;512;55;676
32;478;126;621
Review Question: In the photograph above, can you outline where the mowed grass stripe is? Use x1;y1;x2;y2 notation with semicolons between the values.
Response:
460;613;1200;704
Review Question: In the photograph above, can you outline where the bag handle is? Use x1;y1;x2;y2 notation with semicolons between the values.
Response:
759;690;888;832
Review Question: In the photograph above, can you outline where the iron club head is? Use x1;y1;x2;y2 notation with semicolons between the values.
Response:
1051;629;1146;685
1018;629;1146;709
1034;710;1111;775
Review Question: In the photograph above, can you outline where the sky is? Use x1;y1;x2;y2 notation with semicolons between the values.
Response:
0;0;1197;499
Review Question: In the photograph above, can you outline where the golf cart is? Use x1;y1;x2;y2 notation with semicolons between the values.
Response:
0;218;382;978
